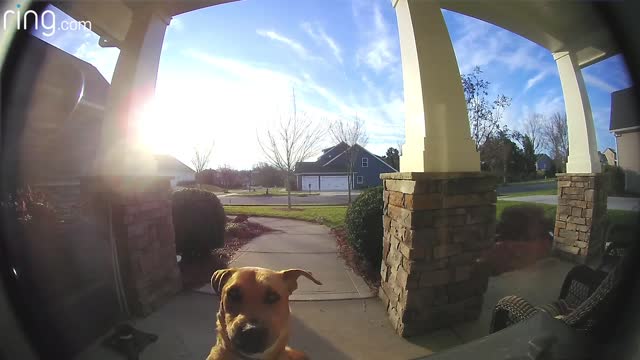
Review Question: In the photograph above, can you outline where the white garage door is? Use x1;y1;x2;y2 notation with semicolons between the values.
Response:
301;176;320;191
320;176;349;191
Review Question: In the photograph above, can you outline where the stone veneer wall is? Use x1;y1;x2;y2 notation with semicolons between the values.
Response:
379;172;496;337
83;176;182;316
553;173;607;263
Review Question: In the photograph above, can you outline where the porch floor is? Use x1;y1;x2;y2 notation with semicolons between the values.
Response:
75;256;575;360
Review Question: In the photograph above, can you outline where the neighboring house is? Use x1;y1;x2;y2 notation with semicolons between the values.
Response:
19;35;110;183
535;154;553;172
597;151;608;168
603;148;617;166
153;155;196;188
294;142;397;191
610;87;640;193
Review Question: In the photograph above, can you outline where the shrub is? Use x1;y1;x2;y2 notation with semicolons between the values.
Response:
602;165;625;196
176;180;197;187
497;204;553;242
345;186;384;269
172;188;226;259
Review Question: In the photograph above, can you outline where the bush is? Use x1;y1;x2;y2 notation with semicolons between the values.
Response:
497;204;553;242
172;188;226;259
176;180;197;187
345;186;384;269
602;165;625;195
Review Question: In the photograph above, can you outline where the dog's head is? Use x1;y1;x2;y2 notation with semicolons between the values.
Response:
211;267;321;356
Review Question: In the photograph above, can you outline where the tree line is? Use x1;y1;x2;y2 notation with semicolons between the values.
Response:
462;66;568;183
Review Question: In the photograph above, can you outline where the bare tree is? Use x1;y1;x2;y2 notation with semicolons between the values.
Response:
328;116;369;204
462;67;512;150
258;92;324;209
542;112;569;172
191;142;214;188
523;112;545;154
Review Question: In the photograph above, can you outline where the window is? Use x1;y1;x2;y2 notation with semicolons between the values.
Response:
361;157;368;167
356;176;364;184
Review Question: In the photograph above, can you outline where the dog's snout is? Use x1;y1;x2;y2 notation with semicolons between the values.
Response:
234;323;268;354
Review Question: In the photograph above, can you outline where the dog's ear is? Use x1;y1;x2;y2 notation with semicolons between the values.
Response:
211;268;236;296
280;269;322;294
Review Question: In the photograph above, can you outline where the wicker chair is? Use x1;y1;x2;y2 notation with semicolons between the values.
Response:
598;224;636;272
490;253;628;334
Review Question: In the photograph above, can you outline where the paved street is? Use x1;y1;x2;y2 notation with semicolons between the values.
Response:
503;195;640;211
219;191;361;205
496;181;556;195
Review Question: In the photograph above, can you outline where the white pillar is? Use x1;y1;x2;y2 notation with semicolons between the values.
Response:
554;51;601;174
97;5;170;175
392;0;480;173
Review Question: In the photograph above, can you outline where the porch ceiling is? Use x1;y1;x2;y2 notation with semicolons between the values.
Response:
54;0;238;46
440;1;619;68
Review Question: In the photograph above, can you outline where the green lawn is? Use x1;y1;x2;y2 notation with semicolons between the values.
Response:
224;205;347;229
225;202;636;237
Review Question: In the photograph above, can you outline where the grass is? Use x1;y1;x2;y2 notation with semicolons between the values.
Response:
225;202;636;241
224;205;347;229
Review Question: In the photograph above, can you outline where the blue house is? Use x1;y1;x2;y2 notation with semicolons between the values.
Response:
535;153;553;172
295;142;398;191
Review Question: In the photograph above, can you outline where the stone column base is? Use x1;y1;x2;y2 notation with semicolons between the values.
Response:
82;176;181;316
379;172;497;337
553;173;607;263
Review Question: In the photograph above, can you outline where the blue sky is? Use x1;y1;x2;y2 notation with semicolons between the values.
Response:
35;0;632;170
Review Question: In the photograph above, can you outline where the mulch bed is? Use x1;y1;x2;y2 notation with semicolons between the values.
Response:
331;227;381;289
179;217;273;290
486;236;553;276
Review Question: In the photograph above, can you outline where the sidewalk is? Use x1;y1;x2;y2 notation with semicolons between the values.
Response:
196;217;375;300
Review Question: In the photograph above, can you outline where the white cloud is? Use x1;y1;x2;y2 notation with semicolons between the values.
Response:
301;22;343;63
524;69;552;92
177;49;405;166
446;11;553;76
583;73;617;93
72;40;120;81
170;18;184;31
355;3;399;72
256;29;321;62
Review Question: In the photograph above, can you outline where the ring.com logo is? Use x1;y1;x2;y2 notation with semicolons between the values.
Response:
3;3;92;37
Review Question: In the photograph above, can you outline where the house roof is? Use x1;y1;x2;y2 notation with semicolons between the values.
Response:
296;143;398;174
19;35;111;182
294;162;348;174
604;148;616;155
154;155;195;173
535;154;552;161
610;87;639;132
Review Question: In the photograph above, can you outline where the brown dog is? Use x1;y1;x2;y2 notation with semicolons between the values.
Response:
206;267;322;360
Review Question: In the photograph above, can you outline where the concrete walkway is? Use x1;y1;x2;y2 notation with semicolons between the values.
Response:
76;257;576;360
502;195;640;211
197;217;375;300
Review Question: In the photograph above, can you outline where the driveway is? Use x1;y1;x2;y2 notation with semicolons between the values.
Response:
196;217;374;300
219;192;361;205
502;195;640;211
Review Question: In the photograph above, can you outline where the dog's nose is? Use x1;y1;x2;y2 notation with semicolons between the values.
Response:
234;323;268;354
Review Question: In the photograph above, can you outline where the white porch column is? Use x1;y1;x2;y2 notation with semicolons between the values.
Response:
98;5;170;175
393;0;480;172
554;51;601;174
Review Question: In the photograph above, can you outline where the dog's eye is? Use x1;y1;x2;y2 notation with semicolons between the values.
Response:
227;287;242;303
264;291;280;305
